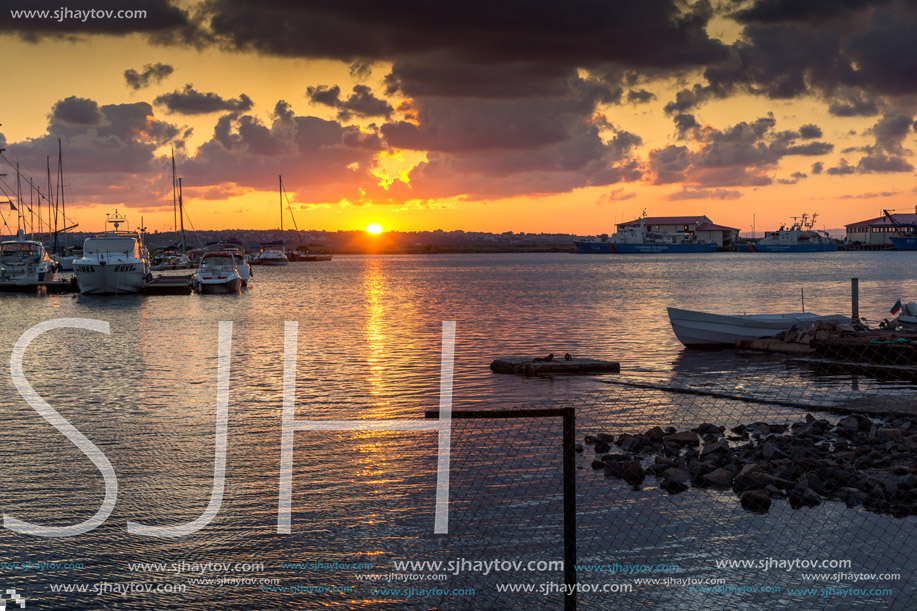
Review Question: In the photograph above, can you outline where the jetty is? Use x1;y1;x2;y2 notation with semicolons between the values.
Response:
491;356;620;376
142;275;193;295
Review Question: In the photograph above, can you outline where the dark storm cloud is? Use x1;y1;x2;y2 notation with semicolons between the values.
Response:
674;113;700;138
124;63;174;90
306;84;393;120
827;89;881;117
2;0;188;39
870;112;914;153
194;0;726;68
155;85;254;115
733;0;886;24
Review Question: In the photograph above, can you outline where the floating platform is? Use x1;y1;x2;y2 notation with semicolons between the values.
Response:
0;279;78;294
735;338;815;355
142;275;193;295
297;254;332;262
490;356;620;376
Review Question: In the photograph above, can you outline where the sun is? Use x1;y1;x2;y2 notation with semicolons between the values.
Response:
365;223;383;234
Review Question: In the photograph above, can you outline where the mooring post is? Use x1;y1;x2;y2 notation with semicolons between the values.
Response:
851;277;859;320
562;407;577;611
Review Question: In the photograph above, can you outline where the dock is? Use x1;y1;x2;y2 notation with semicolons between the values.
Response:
297;254;332;261
142;275;193;295
491;356;620;376
0;279;78;293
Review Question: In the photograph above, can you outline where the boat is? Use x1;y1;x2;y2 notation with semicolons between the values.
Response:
742;213;837;252
258;240;289;265
667;306;851;348
73;211;151;295
0;230;59;283
203;241;251;285
192;251;243;294
575;214;718;253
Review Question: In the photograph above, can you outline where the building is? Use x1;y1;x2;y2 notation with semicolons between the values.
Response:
845;212;917;246
617;215;740;247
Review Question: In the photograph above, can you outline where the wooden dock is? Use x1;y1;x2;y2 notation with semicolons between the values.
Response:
142;275;193;295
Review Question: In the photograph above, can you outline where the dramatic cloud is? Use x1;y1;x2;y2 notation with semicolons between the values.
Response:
665;187;742;200
155;85;254;115
647;115;834;189
596;187;637;203
124;62;173;90
627;89;656;104
306;84;394;120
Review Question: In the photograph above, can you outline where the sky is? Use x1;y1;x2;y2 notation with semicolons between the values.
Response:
2;0;917;235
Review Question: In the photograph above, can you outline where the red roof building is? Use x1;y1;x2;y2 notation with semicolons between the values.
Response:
616;215;740;247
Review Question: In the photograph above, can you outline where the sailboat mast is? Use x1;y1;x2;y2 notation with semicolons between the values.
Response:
171;149;177;239
178;177;186;253
58;139;65;250
279;174;283;231
47;157;54;250
15;162;21;233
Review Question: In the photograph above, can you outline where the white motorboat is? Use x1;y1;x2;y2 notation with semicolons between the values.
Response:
667;307;851;348
73;211;151;295
0;230;59;283
204;241;251;285
258;241;288;265
193;252;243;294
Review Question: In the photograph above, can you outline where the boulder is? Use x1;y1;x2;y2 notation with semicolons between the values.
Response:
664;431;700;446
740;489;772;513
699;439;730;458
703;468;735;487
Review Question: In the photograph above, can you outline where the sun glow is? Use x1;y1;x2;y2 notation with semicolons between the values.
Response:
366;223;383;234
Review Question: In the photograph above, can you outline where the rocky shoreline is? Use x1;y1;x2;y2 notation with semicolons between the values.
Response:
581;413;917;517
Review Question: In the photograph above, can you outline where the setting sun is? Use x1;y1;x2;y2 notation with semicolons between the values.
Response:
366;223;383;234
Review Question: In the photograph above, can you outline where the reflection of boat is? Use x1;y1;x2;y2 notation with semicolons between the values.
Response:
668;307;850;348
73;211;151;295
192;252;242;294
742;213;837;252
0;230;59;282
575;214;718;253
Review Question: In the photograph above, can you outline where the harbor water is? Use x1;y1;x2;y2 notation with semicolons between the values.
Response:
1;252;915;609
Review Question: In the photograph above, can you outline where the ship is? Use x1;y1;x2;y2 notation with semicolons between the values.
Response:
574;212;719;253
741;213;837;252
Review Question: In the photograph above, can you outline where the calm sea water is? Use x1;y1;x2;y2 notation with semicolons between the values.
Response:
0;252;915;609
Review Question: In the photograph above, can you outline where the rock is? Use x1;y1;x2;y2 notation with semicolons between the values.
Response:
879;428;903;439
699;439;730;458
838;415;860;433
838;487;867;508
664;431;700;446
662;467;690;484
604;459;645;487
654;455;676;466
661;479;689;494
575;444;584;453
645;427;665;442
740;489;772;513
590;459;604;470
703;468;735;487
761;441;783;460
597;433;616;443
698;423;724;435
594;439;611;454
789;484;822;509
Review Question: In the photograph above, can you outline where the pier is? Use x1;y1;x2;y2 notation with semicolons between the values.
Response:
0;279;78;293
142;275;193;295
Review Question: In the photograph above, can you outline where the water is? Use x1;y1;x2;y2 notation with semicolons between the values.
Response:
0;252;915;609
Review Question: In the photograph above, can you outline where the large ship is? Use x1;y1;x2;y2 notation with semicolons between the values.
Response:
741;213;837;252
575;213;719;253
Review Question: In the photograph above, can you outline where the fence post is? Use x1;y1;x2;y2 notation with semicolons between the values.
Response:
851;277;859;320
562;407;577;611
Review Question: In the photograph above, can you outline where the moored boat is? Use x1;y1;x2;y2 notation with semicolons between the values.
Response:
0;230;59;283
192;251;243;294
73;211;151;295
668;306;851;348
204;241;251;285
575;214;719;253
258;241;289;265
742;213;837;252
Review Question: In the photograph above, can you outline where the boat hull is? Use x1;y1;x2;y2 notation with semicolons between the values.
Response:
667;307;851;348
741;243;838;252
74;264;146;295
892;237;917;250
575;241;717;253
196;277;242;294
